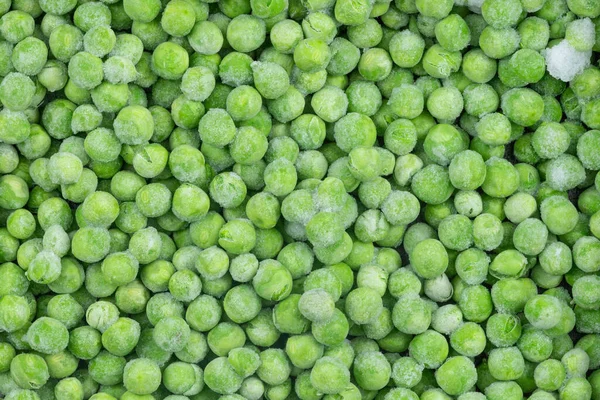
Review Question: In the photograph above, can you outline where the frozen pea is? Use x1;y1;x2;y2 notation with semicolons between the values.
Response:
412;164;455;205
388;84;424;120
487;346;525;381
424;123;467;165
26;317;69;355
10;353;49;390
334;0;372;25
352;351;391;391
546;154;586;191
0;110;31;145
0;73;36;112
458;284;493;323
435;14;471;52
189;21;223;55
54;378;83;400
479;26;520;59
227;15;265;53
226;85;262;122
513;218;548;255
252;260;292;301
462;49;498;84
199;109;237;147
481;0;522;28
358;48;393;81
27;250;62;285
310;356;350;394
11;37;47;76
251;61;289;100
168;145;207;183
435;356;477;396
422;45;462;79
392;294;431;335
150;42;188;80
293;38;331;73
151;316;190;353
256;349;291;386
481;157;520;198
123;358;161;395
485;381;523;400
0;11;35;43
388;30;425;69
577;129;600;169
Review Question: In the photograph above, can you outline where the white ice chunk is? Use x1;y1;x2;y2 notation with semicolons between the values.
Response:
467;0;485;13
542;39;592;82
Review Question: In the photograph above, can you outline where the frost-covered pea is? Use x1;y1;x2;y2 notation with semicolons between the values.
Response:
113;105;154;145
9;353;49;390
475;113;512;146
0;110;31;145
458;284;493;322
6;209;35;241
263;158;297;196
487;346;525;381
179;67;215;103
422;45;462;79
152;316;190;353
67;325;101;361
226;85;262;122
227;15;265;53
198;108;237;148
545;154;586;191
252;260;292;301
103;56;137;85
168;144;207;183
265;85;304;124
540;195;579;235
0;294;31;333
87;350;126;386
26;250;62;284
485;381;523;400
435;14;471;52
85;301;119;332
293;38;331;73
435;356;477;396
513;218;548;255
270;19;303;54
345;287;383;325
123;358;161;395
481;157;520;198
324;39;358;78
388;84;424;120
352;351;391;391
310;356;350;394
0;73;36;111
26;317;69;355
412;164;454;205
256;349;291;386
334;0;372;25
100;251;138;287
222;284;260;324
410;238;448;279
297;289;334;323
0;11;35;43
424;123;467;165
101;317;141;357
392;294;431;335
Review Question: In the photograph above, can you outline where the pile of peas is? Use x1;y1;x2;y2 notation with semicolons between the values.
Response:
1;0;600;398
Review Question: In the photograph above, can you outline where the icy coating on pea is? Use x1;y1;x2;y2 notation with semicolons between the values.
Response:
1;0;600;398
